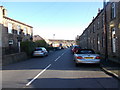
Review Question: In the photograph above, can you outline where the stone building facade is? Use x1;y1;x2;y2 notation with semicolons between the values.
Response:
79;2;120;63
0;6;33;55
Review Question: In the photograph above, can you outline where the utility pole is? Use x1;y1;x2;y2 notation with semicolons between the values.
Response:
103;0;108;61
53;34;55;47
53;34;55;39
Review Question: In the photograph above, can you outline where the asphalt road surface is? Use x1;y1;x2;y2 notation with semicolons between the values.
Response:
2;48;120;89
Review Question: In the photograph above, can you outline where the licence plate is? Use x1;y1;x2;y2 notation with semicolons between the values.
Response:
84;57;94;59
35;54;40;55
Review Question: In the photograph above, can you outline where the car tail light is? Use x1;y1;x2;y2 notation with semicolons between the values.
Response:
95;56;100;59
76;56;83;59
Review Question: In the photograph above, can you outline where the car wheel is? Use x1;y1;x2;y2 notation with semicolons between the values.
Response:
75;63;79;67
96;63;100;67
43;53;46;56
46;53;48;56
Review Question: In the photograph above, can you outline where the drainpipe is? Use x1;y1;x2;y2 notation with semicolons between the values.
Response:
86;29;88;49
18;41;21;53
17;36;22;53
104;0;108;61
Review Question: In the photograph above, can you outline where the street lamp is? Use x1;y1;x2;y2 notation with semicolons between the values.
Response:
53;34;55;47
53;34;55;39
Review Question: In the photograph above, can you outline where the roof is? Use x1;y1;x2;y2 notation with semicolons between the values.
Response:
3;16;33;28
49;39;75;41
0;6;4;8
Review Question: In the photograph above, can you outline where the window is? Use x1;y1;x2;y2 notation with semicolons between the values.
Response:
111;28;116;53
93;24;95;33
9;40;13;45
111;3;116;19
76;49;95;54
119;23;120;29
17;25;21;35
102;33;104;47
35;48;42;51
97;18;100;29
28;28;32;35
93;38;95;49
90;29;91;33
74;46;81;49
3;9;5;16
97;34;100;51
8;23;12;34
24;27;27;35
102;14;104;28
91;38;93;48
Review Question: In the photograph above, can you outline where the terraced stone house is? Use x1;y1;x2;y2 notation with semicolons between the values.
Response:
0;6;33;55
79;2;120;64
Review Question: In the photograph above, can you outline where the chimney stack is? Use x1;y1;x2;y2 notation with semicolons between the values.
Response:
98;8;101;13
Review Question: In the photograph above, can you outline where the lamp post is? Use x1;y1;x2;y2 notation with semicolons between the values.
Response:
53;34;55;47
53;34;55;39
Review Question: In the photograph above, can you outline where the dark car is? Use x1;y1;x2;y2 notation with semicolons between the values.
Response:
72;45;81;54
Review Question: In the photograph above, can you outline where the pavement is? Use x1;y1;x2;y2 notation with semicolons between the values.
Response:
100;59;120;80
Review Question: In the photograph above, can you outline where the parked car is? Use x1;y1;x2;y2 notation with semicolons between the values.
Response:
63;46;68;49
74;49;100;66
33;47;48;57
54;47;62;50
72;45;81;54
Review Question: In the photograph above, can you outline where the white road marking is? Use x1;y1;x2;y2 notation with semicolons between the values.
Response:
26;50;67;86
26;64;51;86
55;56;61;61
54;52;66;61
61;53;65;56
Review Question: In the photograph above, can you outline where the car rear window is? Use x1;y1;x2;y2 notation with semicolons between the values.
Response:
35;48;42;51
74;46;81;49
76;50;95;54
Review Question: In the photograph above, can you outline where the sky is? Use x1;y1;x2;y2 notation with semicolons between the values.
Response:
1;2;104;40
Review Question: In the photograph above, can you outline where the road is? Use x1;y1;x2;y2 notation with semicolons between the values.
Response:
2;48;120;88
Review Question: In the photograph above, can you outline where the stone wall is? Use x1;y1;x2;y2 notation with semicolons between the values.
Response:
0;47;2;68
2;52;27;66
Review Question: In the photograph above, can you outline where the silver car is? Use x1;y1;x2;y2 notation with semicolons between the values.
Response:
74;49;100;66
33;47;48;57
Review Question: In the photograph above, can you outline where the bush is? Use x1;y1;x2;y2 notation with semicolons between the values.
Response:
20;41;36;57
21;40;55;57
46;46;55;51
35;40;48;47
